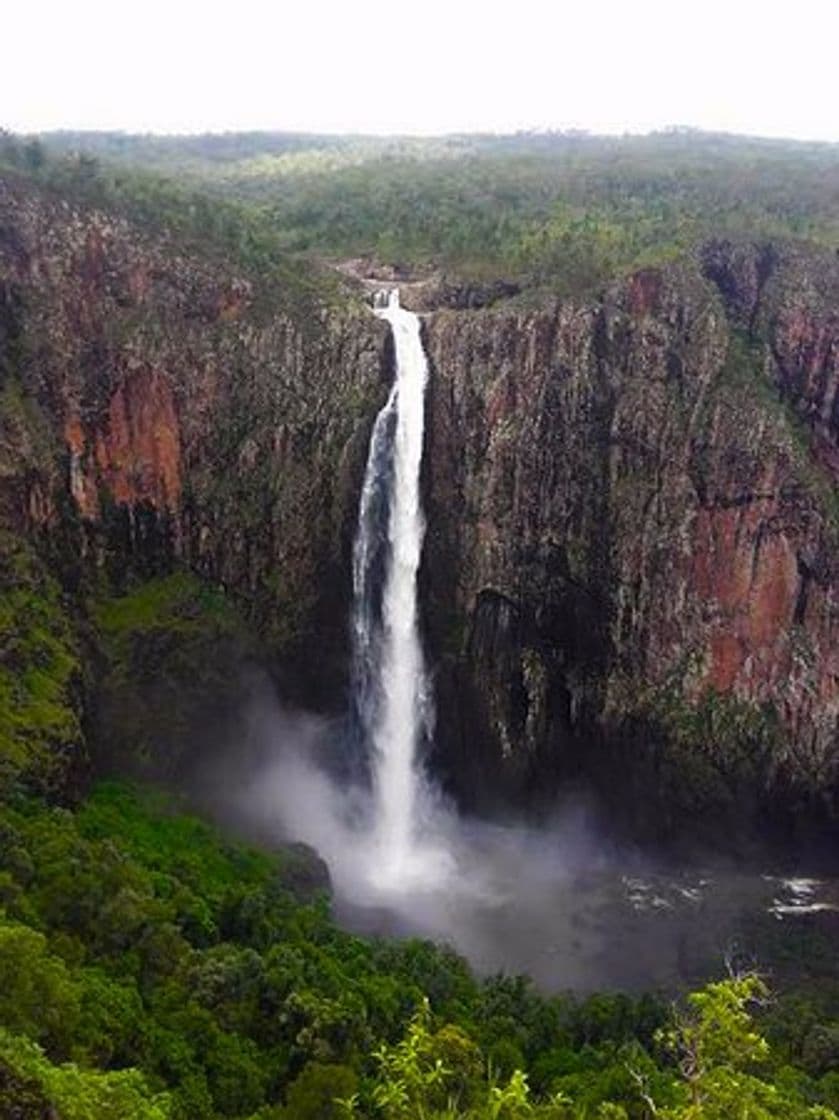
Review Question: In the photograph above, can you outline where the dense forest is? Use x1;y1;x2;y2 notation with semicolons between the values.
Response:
3;126;839;1117
4;781;839;1118
27;128;839;293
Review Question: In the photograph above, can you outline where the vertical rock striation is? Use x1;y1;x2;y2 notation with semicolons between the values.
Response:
3;168;838;841
0;175;388;715
422;247;839;840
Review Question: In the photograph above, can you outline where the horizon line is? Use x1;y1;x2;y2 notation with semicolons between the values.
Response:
5;123;839;150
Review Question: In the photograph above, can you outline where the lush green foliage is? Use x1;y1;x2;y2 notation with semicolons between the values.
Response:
0;1028;171;1120
28;128;839;294
0;782;837;1118
350;980;839;1118
0;533;83;798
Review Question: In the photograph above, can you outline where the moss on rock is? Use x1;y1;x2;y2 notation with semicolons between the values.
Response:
91;571;257;780
0;533;84;798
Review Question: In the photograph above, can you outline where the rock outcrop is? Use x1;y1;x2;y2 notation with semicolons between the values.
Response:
422;245;839;842
0;174;388;720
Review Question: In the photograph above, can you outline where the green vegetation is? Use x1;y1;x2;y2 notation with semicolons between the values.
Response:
26;128;839;295
236;130;839;293
0;1029;170;1120
94;570;234;636
0;131;343;317
0;533;84;798
0;781;836;1118
91;572;256;779
4;124;839;1117
9;127;839;301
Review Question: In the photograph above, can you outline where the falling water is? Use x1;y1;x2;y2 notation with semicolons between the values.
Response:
351;288;440;888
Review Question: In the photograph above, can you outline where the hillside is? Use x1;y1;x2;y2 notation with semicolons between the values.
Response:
32;128;839;291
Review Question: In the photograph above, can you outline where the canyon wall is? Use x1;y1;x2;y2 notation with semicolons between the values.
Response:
422;246;839;841
0;175;387;792
3;171;838;839
0;176;389;685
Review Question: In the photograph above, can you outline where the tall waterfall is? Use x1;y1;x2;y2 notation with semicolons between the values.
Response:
351;288;435;887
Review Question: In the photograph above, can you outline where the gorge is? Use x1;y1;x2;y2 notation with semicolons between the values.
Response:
3;129;839;1118
2;167;839;848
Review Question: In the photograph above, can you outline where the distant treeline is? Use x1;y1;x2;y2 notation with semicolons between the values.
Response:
26;127;839;294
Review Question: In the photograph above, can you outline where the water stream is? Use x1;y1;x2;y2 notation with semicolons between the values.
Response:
351;289;445;889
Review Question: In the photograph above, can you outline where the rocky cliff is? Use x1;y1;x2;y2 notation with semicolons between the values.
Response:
3;169;838;843
0;173;387;791
421;245;839;843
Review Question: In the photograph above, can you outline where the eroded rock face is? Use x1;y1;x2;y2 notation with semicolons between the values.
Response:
0;175;388;707
707;240;839;464
3;170;838;841
422;247;839;840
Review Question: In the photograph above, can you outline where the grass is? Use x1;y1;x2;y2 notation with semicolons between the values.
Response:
93;571;234;641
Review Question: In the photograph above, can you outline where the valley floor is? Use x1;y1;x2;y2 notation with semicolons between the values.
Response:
2;782;839;1118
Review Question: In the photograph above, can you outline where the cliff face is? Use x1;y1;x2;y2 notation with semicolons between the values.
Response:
3;170;838;840
0;175;387;763
422;246;839;840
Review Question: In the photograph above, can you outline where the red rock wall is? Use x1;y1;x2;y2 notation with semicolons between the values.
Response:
423;246;839;823
0;174;386;707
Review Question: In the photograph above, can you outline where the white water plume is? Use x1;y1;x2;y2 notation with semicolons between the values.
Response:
350;288;451;890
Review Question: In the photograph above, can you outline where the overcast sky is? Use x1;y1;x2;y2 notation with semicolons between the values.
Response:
4;0;838;141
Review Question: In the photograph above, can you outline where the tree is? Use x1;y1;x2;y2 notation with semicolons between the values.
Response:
650;974;838;1119
285;1062;357;1120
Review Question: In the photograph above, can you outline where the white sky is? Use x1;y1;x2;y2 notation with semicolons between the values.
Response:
4;0;839;141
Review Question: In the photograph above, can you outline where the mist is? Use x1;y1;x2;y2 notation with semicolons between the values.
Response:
187;671;838;994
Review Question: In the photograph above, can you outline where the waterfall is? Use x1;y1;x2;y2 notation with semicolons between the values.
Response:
351;288;437;887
